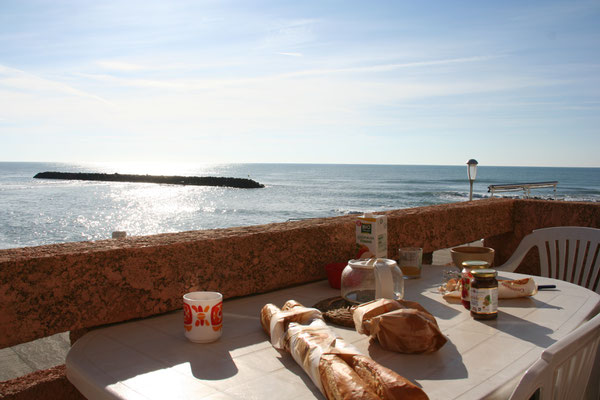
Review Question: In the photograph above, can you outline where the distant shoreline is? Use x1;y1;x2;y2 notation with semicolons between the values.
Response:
33;171;265;189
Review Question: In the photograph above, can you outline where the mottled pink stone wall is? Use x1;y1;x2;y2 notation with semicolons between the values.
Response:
385;197;514;253
0;365;84;400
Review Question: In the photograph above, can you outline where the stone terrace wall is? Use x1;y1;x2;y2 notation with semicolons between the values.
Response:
0;366;84;400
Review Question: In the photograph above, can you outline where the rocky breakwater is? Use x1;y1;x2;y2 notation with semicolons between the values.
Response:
34;171;265;189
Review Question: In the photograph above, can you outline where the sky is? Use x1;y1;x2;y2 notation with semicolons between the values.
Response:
0;0;599;167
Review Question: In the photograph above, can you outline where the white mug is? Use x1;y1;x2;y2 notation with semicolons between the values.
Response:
183;291;223;343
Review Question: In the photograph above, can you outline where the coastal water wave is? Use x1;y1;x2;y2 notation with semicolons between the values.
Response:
1;162;599;249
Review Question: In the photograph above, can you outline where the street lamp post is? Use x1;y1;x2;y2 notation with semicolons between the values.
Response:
467;159;478;201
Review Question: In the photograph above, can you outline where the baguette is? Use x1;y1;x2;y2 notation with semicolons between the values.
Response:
269;307;324;349
282;299;304;310
347;355;429;400
260;303;280;337
319;354;381;400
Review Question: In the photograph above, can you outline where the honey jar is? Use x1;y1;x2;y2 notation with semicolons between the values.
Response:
470;269;498;320
460;260;489;309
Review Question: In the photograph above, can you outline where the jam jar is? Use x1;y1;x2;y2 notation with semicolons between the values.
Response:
470;269;498;320
460;261;489;309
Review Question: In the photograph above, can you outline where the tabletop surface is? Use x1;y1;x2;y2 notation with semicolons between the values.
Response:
66;265;600;400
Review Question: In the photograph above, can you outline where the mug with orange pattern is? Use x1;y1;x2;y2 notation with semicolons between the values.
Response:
183;291;223;343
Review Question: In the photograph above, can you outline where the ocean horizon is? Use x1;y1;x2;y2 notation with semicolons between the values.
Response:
1;161;599;250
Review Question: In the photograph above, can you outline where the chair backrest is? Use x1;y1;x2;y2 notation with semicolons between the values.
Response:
496;227;600;293
509;313;600;400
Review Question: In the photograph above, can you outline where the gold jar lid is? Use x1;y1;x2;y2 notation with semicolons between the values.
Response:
472;269;497;279
461;260;489;269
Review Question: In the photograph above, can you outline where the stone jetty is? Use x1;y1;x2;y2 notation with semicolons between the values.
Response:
33;171;265;189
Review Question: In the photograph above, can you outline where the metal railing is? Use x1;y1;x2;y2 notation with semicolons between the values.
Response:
488;181;558;199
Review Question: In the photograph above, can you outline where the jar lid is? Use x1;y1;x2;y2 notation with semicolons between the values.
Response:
472;269;497;278
461;260;489;269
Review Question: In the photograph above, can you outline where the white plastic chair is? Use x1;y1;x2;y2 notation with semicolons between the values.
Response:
496;227;600;293
508;313;600;400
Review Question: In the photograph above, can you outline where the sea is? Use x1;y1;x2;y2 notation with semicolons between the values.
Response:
1;162;599;250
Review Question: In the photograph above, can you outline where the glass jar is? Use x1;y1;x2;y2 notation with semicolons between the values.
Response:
470;269;498;320
341;258;404;304
461;260;489;309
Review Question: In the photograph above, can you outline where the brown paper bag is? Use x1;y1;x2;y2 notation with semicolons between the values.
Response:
353;299;447;353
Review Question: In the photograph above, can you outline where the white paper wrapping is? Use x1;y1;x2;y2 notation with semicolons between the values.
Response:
268;305;361;395
286;318;361;393
352;298;402;334
442;277;538;299
269;307;323;349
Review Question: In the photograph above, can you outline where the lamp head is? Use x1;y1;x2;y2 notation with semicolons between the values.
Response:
467;159;478;181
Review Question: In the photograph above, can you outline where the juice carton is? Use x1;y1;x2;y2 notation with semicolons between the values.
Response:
355;213;387;258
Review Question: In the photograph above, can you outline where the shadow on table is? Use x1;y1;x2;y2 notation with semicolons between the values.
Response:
487;311;557;348
186;312;324;399
501;296;561;310
270;349;326;399
187;345;239;380
409;287;464;320
97;311;269;383
369;340;467;383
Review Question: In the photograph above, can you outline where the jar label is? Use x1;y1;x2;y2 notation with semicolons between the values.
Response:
470;287;498;314
461;272;473;302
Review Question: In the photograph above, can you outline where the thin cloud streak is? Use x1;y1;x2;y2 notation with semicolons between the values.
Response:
96;61;146;72
278;55;501;78
76;54;545;103
278;52;303;57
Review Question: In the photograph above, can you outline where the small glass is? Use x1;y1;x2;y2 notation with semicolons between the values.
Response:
398;247;423;279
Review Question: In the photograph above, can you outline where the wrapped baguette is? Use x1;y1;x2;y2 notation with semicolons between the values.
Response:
319;354;380;400
442;277;537;299
282;299;304;310
260;303;280;335
271;307;324;350
287;317;349;392
345;355;429;400
263;301;361;393
498;278;538;298
352;299;447;354
261;301;428;400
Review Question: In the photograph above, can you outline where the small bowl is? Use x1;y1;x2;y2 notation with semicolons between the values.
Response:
325;262;348;289
450;246;495;268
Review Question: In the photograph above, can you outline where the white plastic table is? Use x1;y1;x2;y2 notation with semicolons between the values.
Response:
66;265;600;400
